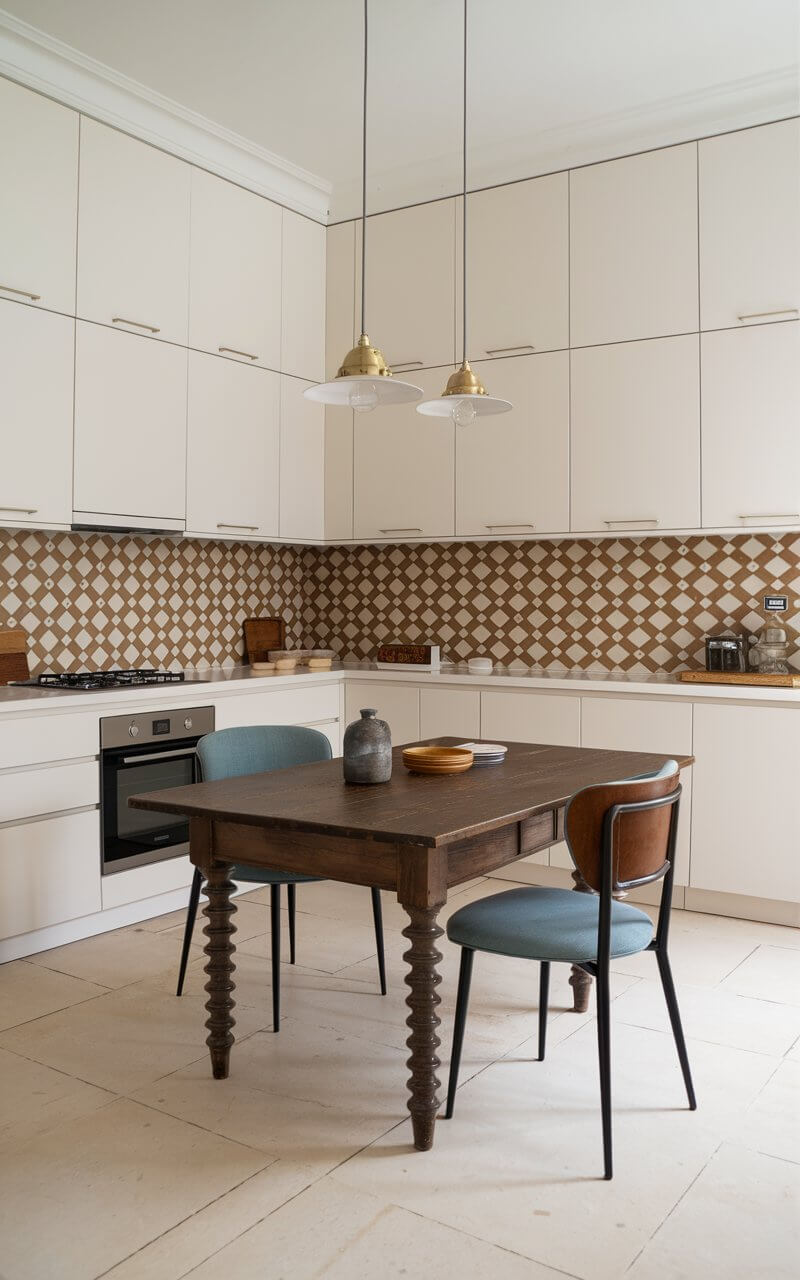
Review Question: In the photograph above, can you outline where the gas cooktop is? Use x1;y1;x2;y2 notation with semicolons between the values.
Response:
12;669;207;692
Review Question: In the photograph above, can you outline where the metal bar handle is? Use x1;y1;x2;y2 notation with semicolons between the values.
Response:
379;527;423;534
485;522;536;530
121;747;198;765
390;360;424;369
604;518;659;528
0;506;38;515
216;522;259;531
737;308;798;322
112;317;160;334
219;346;259;360
485;344;535;356
0;284;41;301
739;513;799;522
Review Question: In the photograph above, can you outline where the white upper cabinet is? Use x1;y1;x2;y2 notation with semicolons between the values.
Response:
354;368;455;540
364;199;456;370
701;322;800;529
186;351;279;540
699;120;800;332
325;220;358;378
570;143;698;346
455;352;569;537
0;300;74;529
571;335;700;533
280;376;325;542
189;168;282;369
77;119;191;345
466;172;569;358
74;323;187;526
281;210;325;381
325;407;355;542
0;78;78;315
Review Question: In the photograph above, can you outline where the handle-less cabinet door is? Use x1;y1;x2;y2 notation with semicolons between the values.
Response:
467;172;569;358
282;210;325;381
189;168;282;370
74;323;187;526
364;199;456;370
701;322;800;530
0;301;74;529
344;682;420;746
280;377;325;541
354;369;454;540
699;120;800;332
0;78;78;315
325;220;358;379
77;119;191;344
186;351;279;539
570;143;698;347
456;352;569;537
571;335;700;533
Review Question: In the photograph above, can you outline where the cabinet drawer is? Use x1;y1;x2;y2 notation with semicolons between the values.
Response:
214;684;340;731
0;809;101;939
0;713;99;770
101;854;194;911
0;760;97;824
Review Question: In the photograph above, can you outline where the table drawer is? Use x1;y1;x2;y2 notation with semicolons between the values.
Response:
519;809;557;855
0;759;98;823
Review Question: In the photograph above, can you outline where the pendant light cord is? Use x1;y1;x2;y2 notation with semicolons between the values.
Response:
461;0;468;365
360;0;368;337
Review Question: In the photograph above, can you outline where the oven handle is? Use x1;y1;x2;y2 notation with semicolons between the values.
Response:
120;747;199;765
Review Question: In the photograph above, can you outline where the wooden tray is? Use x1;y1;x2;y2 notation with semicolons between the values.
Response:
243;617;285;665
677;670;800;688
0;629;29;686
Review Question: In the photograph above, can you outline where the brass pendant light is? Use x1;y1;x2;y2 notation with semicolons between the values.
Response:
416;0;511;425
304;0;422;411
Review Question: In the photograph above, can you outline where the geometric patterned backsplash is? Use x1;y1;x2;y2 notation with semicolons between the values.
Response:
0;527;797;676
302;532;800;673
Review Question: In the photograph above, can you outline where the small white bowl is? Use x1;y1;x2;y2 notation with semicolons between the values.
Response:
468;657;493;675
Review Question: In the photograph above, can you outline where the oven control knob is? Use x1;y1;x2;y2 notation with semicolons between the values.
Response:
128;723;139;738
183;716;193;730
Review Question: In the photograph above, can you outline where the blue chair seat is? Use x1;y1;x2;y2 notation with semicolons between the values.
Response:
447;885;653;964
231;864;322;885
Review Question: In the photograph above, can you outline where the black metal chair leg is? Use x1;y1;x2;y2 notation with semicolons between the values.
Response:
656;948;697;1110
596;962;613;1179
370;887;387;996
445;948;474;1119
287;883;297;965
270;883;281;1032
176;866;203;996
538;961;550;1061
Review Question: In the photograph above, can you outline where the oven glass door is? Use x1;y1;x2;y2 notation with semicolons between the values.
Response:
102;739;200;873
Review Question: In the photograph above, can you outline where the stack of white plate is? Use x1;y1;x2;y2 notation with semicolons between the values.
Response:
457;742;508;766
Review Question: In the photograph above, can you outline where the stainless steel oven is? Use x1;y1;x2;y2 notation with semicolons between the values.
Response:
100;706;215;874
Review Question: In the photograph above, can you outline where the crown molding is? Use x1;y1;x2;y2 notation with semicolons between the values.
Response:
330;65;799;221
0;9;332;222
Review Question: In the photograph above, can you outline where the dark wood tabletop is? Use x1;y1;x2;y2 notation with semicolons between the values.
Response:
129;737;692;847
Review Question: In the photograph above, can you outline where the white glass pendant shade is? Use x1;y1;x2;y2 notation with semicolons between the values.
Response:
416;359;511;422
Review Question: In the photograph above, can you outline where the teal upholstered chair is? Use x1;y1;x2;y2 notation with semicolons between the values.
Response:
444;761;696;1179
175;725;386;1029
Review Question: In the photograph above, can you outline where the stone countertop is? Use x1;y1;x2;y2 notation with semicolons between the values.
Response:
0;660;797;717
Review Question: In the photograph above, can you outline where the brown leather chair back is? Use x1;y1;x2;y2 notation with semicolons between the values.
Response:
564;762;680;893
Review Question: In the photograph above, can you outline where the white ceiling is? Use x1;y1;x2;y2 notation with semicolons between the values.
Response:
4;0;799;221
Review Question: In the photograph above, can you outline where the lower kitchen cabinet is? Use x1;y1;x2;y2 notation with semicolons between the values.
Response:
280;377;325;542
101;854;194;911
344;682;420;746
0;810;101;939
0;300;74;530
480;689;580;747
186;350;279;540
580;695;693;885
690;703;800;902
73;322;187;528
213;684;340;732
419;687;480;740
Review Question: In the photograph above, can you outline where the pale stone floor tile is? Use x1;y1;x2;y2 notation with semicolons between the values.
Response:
611;975;800;1057
137;892;268;938
28;923;204;989
0;1097;270;1280
726;1058;800;1165
157;897;271;946
719;943;800;1006
238;912;384;975
0;1044;115;1155
661;906;800;951
610;924;759;988
0;975;267;1094
187;1177;570;1280
626;1144;800;1280
0;957;108;1030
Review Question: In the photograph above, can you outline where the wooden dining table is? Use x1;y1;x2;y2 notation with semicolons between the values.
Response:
130;737;691;1152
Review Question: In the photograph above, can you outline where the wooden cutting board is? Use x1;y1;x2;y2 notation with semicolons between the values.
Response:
678;670;800;688
0;629;30;685
243;617;285;665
